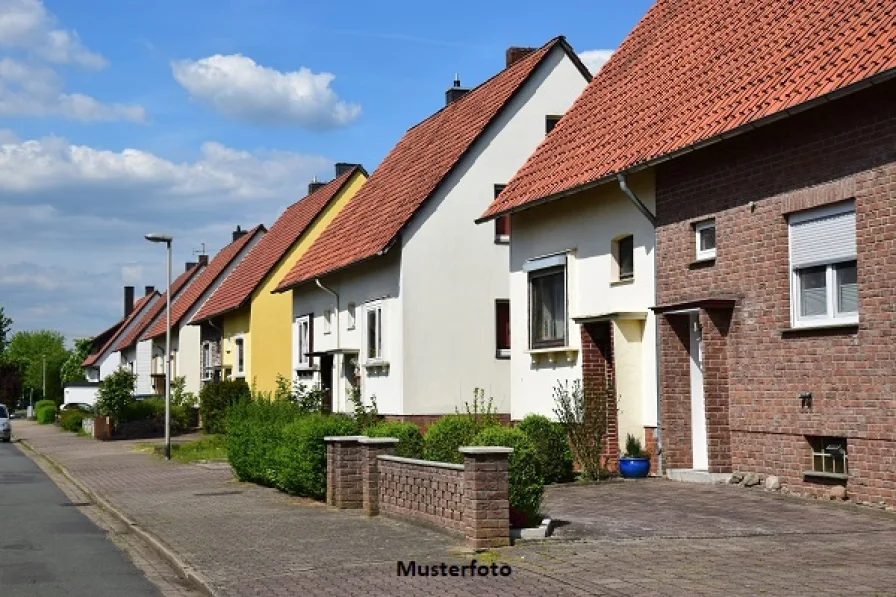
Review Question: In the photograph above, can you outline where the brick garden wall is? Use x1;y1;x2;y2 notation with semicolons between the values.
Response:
655;80;896;504
377;456;466;536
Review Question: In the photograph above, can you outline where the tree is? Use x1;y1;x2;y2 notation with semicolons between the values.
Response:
5;330;68;403
0;306;11;355
60;338;93;385
95;368;137;419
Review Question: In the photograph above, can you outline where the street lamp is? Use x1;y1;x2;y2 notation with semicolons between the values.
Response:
145;233;173;460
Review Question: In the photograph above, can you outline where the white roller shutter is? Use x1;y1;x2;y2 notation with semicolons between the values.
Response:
789;203;856;268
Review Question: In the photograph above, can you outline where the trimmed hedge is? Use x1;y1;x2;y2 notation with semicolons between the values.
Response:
200;379;250;434
226;401;303;486
59;410;85;432
34;399;56;412
424;415;497;464
517;414;574;484
367;421;424;459
36;404;57;424
116;399;190;435
472;426;544;527
275;414;359;499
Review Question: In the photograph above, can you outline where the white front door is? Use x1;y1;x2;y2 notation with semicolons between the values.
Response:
689;314;708;470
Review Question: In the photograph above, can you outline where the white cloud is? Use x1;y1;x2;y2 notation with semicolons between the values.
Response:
171;54;361;129
0;0;106;68
579;49;614;74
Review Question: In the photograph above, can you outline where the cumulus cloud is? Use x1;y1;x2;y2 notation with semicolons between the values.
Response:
171;54;361;129
0;134;332;339
0;0;106;68
579;49;614;74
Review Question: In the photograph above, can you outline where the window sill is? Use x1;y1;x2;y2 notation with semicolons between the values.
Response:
233;373;245;379
610;278;634;287
495;349;510;360
781;322;859;336
689;258;716;269
295;364;319;372
802;470;848;481
494;236;510;245
364;359;390;370
526;346;578;365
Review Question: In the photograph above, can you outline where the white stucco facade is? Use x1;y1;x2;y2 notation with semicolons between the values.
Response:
290;45;589;417
508;171;658;448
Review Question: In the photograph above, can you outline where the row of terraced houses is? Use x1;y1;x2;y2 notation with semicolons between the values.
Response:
73;0;896;505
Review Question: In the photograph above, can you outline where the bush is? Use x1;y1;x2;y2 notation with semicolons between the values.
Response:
424;415;498;464
200;379;250;434
95;368;137;419
117;398;190;436
226;400;303;486
36;404;57;424
367;421;424;459
472;426;544;527
553;379;615;481
59;410;85;432
34;399;56;412
518;414;574;484
275;414;359;498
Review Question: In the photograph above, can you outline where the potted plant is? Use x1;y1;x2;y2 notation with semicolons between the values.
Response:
618;433;650;478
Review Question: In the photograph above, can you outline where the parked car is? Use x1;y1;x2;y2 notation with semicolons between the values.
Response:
61;402;93;413
0;404;11;442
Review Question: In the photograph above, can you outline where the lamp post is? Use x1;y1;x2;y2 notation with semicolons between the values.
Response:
145;233;173;460
41;354;46;400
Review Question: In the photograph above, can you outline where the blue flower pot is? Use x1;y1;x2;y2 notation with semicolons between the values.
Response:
618;456;650;478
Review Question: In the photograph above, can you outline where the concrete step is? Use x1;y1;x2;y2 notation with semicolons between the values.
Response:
666;468;732;485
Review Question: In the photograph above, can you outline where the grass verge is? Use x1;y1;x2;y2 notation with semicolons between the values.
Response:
133;434;227;463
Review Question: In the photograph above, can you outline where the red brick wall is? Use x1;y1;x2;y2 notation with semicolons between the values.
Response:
581;322;619;471
378;458;466;536
659;315;692;469
655;80;896;503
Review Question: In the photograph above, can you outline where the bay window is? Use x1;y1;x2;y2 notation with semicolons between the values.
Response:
525;253;567;349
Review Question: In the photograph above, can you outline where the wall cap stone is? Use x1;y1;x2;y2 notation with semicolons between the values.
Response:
324;436;365;443
378;455;465;471
459;446;514;455
358;437;400;445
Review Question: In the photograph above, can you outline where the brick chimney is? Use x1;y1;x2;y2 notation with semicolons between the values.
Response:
185;261;197;272
445;75;469;105
124;286;135;317
335;163;360;177
145;286;155;296
308;176;327;194
198;254;209;266
506;47;537;67
232;225;247;242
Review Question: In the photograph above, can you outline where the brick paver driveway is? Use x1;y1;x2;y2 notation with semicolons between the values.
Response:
14;422;896;596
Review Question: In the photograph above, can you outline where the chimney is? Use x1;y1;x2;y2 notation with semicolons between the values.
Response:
145;286;155;296
445;74;470;105
334;163;359;178
308;175;327;195
124;286;135;317
506;46;537;67
198;254;209;266
185;261;197;272
232;225;247;242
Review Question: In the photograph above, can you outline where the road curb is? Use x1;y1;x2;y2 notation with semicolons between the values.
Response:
16;437;218;597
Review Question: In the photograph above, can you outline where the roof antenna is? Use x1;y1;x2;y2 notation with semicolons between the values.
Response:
193;243;207;257
454;73;460;88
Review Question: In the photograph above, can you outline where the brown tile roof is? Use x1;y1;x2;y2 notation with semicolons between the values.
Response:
143;225;265;340
82;293;156;367
114;264;204;351
190;167;363;324
275;37;578;290
481;0;896;220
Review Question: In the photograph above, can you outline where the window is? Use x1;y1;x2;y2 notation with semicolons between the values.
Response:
808;436;847;475
695;220;716;261
234;338;244;376
201;342;213;380
495;300;510;358
295;315;311;369
347;303;356;330
323;309;332;334
528;267;566;348
365;303;383;361
788;202;857;327
545;115;562;134
612;235;634;282
493;185;510;243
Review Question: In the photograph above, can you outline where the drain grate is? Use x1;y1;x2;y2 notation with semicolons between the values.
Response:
192;490;244;497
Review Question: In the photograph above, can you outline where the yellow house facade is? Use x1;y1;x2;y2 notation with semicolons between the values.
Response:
190;165;367;393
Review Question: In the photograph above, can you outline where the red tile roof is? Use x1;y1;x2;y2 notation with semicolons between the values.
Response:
481;0;896;220
82;293;156;367
143;225;265;340
191;167;363;324
114;264;204;351
276;37;580;290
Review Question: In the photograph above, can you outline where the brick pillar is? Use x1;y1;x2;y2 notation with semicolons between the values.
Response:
324;436;364;509
357;437;398;516
581;321;618;471
459;446;512;550
700;308;733;474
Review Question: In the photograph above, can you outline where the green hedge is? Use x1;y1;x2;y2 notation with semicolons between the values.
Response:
367;421;424;459
36;404;57;424
226;400;303;486
517;414;574;484
200;379;250;434
34;399;56;412
118;399;189;434
59;410;85;432
275;414;359;498
472;426;544;527
424;415;498;464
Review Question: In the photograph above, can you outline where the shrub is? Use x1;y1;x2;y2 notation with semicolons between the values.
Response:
518;414;574;484
624;433;648;458
95;368;137;419
367;421;424;459
200;379;250;434
34;399;56;412
424;415;498;464
455;388;501;429
170;376;197;408
36;404;57;424
553;379;615;481
117;398;190;436
226;400;303;486
59;410;85;432
275;413;359;498
347;386;379;430
472;426;544;527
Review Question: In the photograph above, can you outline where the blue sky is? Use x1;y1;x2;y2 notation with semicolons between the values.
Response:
0;0;653;342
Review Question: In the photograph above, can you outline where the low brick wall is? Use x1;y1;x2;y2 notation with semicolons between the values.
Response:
324;436;512;549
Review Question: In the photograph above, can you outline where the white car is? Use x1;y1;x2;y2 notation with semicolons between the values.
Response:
0;404;11;442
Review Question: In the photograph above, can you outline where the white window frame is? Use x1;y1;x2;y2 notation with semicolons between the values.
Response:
294;315;312;370
347;302;356;330
201;342;213;380
364;301;384;362
234;336;245;377
788;202;858;328
695;219;716;261
524;253;568;349
323;309;332;334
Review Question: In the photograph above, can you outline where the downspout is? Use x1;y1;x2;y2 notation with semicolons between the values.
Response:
616;172;663;477
315;279;340;412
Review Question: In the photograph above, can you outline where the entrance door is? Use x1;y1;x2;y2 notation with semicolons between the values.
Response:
319;355;334;414
689;313;708;470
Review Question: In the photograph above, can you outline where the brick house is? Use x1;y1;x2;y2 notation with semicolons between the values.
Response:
483;0;895;496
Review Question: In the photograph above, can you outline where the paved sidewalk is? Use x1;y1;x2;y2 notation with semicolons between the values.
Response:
15;421;896;597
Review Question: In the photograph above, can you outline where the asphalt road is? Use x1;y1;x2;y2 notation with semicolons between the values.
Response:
0;440;161;597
